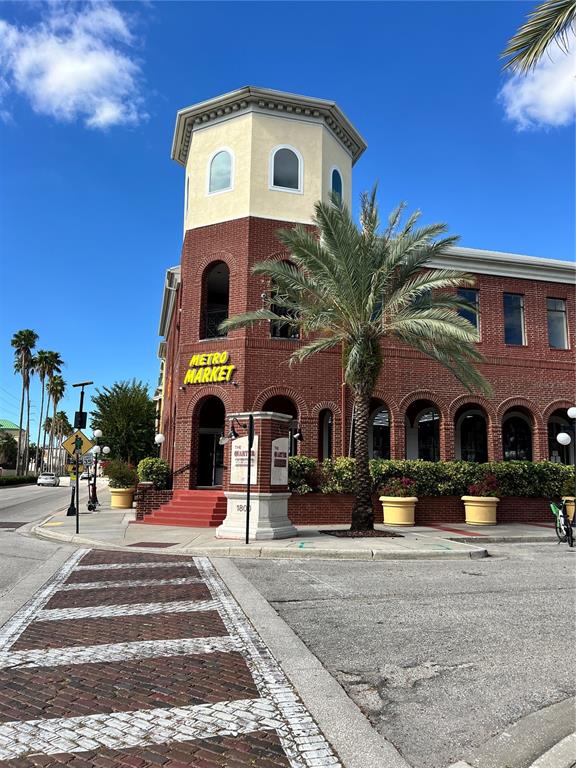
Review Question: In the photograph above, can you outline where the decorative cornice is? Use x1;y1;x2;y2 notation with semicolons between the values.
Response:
431;246;575;285
171;86;367;167
158;266;181;338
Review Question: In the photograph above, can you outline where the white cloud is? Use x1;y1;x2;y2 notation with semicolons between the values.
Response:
499;32;576;130
0;2;146;129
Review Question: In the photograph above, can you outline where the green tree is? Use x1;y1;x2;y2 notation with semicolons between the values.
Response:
502;0;576;72
35;350;63;471
11;329;38;475
0;432;18;469
46;375;65;472
91;380;156;465
222;192;491;531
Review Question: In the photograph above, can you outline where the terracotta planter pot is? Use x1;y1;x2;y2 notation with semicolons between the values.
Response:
562;497;575;522
379;496;418;526
110;487;135;509
461;496;499;525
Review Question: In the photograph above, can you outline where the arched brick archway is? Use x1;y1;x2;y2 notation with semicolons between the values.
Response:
252;386;309;417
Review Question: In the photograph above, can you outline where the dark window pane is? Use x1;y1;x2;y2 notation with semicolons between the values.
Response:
331;169;342;203
273;148;299;189
503;293;525;345
458;288;479;329
502;416;532;460
547;298;568;349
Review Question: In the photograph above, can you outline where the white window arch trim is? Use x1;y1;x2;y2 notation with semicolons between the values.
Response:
329;165;344;203
206;147;235;196
269;144;304;195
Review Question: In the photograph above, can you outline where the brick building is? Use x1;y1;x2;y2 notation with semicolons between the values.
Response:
157;86;575;491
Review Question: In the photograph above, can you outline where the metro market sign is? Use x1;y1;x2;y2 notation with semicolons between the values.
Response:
183;351;235;385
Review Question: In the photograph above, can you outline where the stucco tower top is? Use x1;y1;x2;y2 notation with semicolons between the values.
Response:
172;86;367;231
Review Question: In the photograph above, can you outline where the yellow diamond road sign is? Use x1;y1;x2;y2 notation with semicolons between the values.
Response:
62;430;94;457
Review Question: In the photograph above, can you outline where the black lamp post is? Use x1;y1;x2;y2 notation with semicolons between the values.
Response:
88;429;110;511
220;415;254;544
556;405;576;498
67;380;93;534
155;433;165;456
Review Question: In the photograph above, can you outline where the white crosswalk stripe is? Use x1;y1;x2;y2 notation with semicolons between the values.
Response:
0;636;241;670
59;575;203;590
37;599;218;621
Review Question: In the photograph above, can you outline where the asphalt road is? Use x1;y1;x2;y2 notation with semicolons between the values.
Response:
236;543;576;768
0;483;80;629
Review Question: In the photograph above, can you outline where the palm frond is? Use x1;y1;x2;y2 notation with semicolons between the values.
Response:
502;0;576;72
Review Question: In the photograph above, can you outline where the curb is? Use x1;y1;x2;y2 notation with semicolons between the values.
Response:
528;733;576;768
28;520;489;560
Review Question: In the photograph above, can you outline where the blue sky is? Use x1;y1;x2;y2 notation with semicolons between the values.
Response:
0;1;574;440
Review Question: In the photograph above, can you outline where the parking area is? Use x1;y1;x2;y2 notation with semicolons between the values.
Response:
235;542;576;768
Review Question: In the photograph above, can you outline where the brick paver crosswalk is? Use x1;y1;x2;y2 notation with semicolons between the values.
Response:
0;550;341;767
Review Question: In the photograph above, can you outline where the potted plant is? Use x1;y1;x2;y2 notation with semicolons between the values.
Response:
462;473;499;525
379;476;418;526
137;458;171;489
105;460;138;509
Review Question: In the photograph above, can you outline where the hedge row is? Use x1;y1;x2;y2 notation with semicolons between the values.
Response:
0;475;38;487
288;456;575;498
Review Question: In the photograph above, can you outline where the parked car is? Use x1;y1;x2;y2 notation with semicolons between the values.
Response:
37;473;60;487
80;470;90;480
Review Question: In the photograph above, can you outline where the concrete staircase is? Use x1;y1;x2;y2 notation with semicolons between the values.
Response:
141;490;227;527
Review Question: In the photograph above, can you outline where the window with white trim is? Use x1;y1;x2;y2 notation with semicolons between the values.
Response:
547;298;568;349
208;150;232;194
270;146;301;191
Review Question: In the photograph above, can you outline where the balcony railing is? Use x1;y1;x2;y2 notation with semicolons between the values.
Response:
202;308;228;339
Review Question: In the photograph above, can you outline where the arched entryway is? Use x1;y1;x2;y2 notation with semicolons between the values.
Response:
548;408;574;464
405;400;440;460
369;400;390;459
502;408;533;461
455;405;488;462
195;396;226;486
263;395;300;455
201;262;229;339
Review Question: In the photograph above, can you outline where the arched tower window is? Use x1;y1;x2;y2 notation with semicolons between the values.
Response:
270;261;300;339
201;262;229;339
270;146;302;192
208;149;233;194
331;168;343;204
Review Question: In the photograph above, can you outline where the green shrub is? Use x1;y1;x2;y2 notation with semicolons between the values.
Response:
137;458;171;489
288;457;575;498
104;459;137;489
288;455;319;494
0;475;37;487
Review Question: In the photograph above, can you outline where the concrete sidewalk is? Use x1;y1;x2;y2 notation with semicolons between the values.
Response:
24;483;557;560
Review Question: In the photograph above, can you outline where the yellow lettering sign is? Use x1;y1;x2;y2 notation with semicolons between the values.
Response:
182;352;236;386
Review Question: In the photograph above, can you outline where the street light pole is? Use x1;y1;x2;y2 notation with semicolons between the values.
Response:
68;381;93;534
556;405;576;502
88;429;110;511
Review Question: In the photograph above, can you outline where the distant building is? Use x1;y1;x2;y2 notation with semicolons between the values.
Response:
0;418;27;468
157;87;576;490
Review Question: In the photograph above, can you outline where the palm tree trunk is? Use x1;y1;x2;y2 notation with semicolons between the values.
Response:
24;385;31;474
48;399;56;472
16;379;25;476
351;387;374;531
36;376;45;472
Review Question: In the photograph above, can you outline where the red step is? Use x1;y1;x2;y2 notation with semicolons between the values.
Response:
141;490;228;528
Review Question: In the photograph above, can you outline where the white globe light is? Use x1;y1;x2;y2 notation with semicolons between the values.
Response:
567;407;576;420
155;433;165;445
93;429;103;439
93;445;101;455
102;446;111;455
557;432;572;446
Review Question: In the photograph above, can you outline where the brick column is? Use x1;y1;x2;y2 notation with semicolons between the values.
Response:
216;411;296;540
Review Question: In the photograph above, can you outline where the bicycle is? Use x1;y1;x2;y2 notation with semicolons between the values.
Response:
550;499;574;548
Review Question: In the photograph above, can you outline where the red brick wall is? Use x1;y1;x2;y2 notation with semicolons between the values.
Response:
160;215;575;485
134;484;173;521
287;494;551;525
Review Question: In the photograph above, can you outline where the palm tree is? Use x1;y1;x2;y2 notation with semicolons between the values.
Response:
47;375;65;472
222;192;491;531
11;329;38;475
502;0;576;72
35;351;63;471
54;411;73;475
